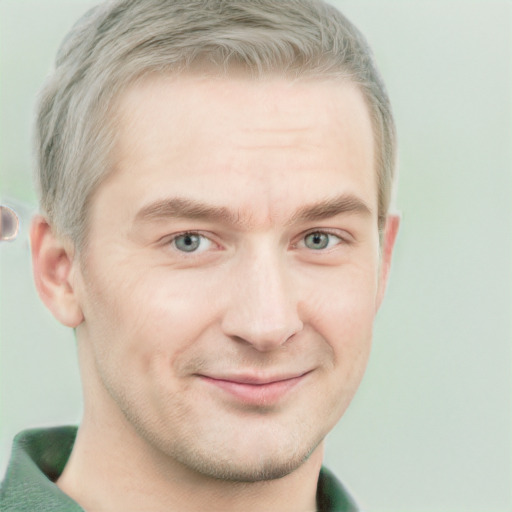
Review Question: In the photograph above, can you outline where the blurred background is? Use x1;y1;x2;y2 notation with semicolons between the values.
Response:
1;1;511;511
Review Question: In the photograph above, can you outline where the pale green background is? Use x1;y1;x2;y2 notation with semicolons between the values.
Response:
1;1;511;511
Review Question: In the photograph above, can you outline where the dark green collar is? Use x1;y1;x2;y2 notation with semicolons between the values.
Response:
1;427;358;511
0;427;83;511
316;466;359;512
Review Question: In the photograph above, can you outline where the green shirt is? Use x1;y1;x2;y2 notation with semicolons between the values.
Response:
1;427;359;511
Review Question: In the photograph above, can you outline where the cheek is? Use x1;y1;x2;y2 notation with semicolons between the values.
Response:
82;264;221;369
303;262;379;334
300;263;378;382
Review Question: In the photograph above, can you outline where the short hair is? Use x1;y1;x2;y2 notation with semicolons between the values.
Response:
35;0;396;251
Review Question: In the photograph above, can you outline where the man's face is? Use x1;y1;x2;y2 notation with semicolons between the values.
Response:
73;74;388;481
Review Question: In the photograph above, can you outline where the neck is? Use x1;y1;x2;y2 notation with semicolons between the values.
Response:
57;410;323;512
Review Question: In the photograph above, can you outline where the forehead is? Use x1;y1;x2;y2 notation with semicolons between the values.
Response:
114;72;373;152
95;73;376;229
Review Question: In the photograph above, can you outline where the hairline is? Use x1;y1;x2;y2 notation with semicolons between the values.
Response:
36;0;396;256
73;68;386;260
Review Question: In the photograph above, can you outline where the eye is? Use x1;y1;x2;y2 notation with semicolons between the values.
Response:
303;231;342;250
171;232;212;253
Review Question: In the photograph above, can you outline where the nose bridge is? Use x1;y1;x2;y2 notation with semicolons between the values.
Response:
221;241;303;351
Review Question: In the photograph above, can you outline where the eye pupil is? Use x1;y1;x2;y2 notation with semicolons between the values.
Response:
175;233;201;252
305;232;329;250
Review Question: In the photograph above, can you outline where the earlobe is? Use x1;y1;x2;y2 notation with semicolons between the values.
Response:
375;214;400;311
30;215;84;328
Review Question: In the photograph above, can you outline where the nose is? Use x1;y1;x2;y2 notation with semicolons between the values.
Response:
221;250;303;352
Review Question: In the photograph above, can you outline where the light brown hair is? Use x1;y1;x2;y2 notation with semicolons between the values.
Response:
35;0;396;251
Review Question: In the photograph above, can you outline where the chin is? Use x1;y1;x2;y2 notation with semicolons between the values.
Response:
184;449;316;483
167;429;323;483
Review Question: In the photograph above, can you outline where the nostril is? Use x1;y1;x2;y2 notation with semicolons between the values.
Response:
224;316;303;352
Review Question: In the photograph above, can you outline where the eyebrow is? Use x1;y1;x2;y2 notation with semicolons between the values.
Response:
290;194;373;223
134;194;373;228
134;198;241;225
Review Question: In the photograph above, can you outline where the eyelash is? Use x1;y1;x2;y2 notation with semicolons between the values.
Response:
168;231;216;254
165;229;350;255
296;229;349;251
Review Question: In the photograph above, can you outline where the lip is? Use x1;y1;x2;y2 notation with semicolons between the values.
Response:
198;372;310;406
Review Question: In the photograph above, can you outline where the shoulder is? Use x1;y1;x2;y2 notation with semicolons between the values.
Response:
316;466;360;512
0;427;82;512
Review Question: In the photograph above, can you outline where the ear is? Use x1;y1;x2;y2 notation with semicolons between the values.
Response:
30;215;84;327
375;214;400;312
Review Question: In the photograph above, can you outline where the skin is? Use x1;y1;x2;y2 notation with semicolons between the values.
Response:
31;74;399;512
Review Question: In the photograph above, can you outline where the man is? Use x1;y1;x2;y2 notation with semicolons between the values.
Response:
0;0;399;510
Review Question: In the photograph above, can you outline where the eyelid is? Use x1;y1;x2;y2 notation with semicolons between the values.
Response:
163;230;221;253
158;228;353;252
161;230;210;242
294;228;353;248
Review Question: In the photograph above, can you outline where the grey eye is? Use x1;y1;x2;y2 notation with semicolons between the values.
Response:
174;233;201;252
304;232;330;250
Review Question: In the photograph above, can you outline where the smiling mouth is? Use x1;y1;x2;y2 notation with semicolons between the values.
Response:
198;372;310;406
